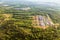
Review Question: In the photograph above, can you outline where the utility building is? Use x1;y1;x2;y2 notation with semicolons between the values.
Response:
32;15;54;28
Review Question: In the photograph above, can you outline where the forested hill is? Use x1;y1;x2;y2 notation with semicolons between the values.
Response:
0;0;60;40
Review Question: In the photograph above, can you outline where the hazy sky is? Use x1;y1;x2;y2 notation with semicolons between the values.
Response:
27;0;60;4
1;0;60;4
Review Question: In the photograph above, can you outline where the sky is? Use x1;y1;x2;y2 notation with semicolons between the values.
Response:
0;0;60;4
27;0;60;4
